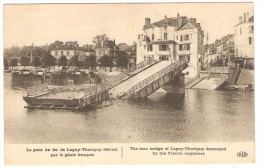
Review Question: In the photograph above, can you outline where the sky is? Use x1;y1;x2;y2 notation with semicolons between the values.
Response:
3;3;253;48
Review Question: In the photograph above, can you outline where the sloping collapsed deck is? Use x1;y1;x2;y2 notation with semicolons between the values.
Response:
23;85;109;110
109;59;188;99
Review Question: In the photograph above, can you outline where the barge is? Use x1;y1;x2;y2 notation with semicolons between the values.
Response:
23;83;109;110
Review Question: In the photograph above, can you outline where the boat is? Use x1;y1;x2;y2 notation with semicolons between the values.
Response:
23;83;110;110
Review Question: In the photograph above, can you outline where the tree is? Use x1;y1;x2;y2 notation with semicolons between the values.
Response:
69;55;81;68
58;55;68;68
32;56;42;66
20;56;31;69
99;55;113;72
49;40;64;50
4;58;9;70
10;58;18;69
116;54;129;68
42;54;56;71
6;46;20;58
92;34;109;48
31;56;42;72
86;54;96;70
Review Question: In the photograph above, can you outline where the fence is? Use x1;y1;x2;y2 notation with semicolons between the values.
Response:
129;58;156;73
125;60;186;97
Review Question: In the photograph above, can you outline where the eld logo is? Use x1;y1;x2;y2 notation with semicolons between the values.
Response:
237;151;248;157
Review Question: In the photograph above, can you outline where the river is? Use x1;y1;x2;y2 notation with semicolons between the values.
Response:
4;75;254;144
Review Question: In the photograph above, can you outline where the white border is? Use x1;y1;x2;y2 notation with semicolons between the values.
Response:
0;0;259;168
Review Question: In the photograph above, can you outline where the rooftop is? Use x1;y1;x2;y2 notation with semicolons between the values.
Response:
234;15;254;27
144;17;179;29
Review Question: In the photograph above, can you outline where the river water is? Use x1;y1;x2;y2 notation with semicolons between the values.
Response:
4;75;254;144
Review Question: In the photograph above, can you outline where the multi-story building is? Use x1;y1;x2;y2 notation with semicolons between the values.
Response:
137;14;204;80
51;45;78;60
233;12;254;68
94;39;119;59
214;34;234;66
217;34;235;66
51;41;79;60
51;41;95;61
203;43;216;69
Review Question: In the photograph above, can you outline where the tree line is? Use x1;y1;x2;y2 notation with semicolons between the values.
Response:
4;47;129;71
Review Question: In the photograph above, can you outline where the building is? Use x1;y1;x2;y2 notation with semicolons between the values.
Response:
50;41;95;61
137;14;204;80
217;34;235;66
50;41;79;60
233;12;254;69
202;43;216;69
94;39;119;59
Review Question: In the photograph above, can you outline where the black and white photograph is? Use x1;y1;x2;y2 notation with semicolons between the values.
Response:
1;1;258;166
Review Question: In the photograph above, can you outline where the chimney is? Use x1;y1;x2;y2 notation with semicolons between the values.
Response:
196;23;201;29
239;16;243;23
190;18;196;24
165;15;167;19
177;13;180;18
245;12;249;22
145;18;151;25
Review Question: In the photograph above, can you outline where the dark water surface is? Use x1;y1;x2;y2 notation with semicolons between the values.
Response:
4;77;254;144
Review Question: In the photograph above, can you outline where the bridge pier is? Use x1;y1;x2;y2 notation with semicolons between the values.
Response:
132;72;186;98
161;73;185;93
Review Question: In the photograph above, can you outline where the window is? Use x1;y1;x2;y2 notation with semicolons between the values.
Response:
249;37;252;45
176;36;178;40
187;44;190;50
67;51;69;55
240;27;242;35
55;51;57;55
184;44;190;50
152;34;154;41
138;34;140;39
159;55;169;61
180;35;189;41
144;45;146;50
179;45;183;51
164;33;167;40
179;44;190;51
159;45;167;51
147;45;153;51
185;35;189;41
61;51;63;55
249;26;254;33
